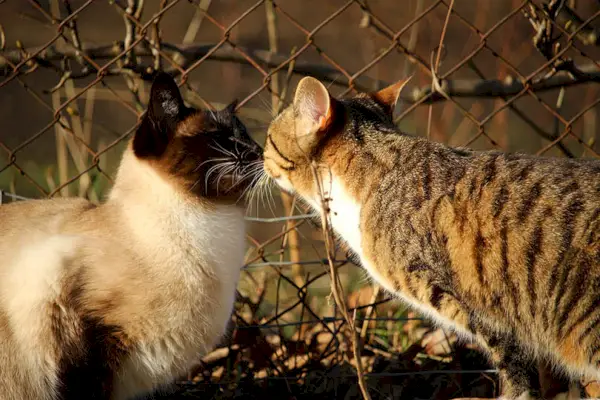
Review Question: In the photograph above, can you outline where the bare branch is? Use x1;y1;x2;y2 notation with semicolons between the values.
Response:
3;42;600;104
409;63;600;103
122;0;141;67
553;2;600;46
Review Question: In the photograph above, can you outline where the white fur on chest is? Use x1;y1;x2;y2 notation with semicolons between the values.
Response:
122;204;245;369
174;203;247;279
308;179;397;294
113;206;246;400
112;158;247;398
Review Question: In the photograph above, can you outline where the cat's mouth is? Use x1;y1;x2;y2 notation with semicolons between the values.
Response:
201;136;264;198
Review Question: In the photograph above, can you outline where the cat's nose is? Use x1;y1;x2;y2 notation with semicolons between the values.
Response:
243;133;263;155
249;140;263;156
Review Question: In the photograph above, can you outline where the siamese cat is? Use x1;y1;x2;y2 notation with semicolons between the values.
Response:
0;72;262;400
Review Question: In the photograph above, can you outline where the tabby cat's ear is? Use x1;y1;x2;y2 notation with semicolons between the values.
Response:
133;72;185;158
371;76;412;116
292;77;335;141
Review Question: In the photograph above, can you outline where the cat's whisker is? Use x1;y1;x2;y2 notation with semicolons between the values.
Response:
239;164;266;207
210;142;236;158
206;106;217;122
213;163;236;194
204;161;235;193
258;174;276;217
193;157;231;173
243;167;263;211
248;172;267;216
256;93;277;118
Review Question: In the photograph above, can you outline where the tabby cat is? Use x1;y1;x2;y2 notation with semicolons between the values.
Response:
261;76;600;399
0;72;261;399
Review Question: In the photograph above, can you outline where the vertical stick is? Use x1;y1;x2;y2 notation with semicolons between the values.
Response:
265;0;304;288
182;0;212;45
427;0;454;140
310;161;371;400
49;0;69;198
52;90;69;198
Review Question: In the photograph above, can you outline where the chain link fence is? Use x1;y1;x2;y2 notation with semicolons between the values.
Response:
1;0;600;398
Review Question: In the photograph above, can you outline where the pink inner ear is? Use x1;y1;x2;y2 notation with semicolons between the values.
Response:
297;85;330;127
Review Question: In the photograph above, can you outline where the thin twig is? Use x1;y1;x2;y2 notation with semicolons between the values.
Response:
310;160;372;400
427;0;454;139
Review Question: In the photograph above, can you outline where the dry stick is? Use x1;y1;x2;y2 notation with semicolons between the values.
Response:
359;285;380;341
134;0;148;108
402;0;424;80
120;0;145;113
63;80;98;202
582;86;597;158
427;0;454;140
53;82;100;202
150;0;166;72
265;0;305;290
45;166;57;194
398;0;425;135
123;0;140;67
265;0;280;114
309;161;371;400
48;0;68;197
50;0;98;201
51;90;69;197
82;85;98;199
181;0;212;46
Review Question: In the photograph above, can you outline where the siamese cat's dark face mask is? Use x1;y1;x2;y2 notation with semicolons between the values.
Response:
132;72;263;203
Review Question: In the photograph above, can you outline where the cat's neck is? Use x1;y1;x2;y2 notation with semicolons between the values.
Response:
106;149;245;270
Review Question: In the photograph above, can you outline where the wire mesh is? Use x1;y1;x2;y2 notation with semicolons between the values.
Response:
1;0;600;398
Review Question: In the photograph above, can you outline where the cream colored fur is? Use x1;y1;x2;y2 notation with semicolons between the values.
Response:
0;147;246;400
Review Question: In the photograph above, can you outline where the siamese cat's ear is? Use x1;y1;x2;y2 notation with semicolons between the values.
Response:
292;77;335;142
133;72;185;158
224;99;238;115
370;76;412;116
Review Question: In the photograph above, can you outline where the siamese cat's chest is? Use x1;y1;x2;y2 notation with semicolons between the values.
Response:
177;205;247;274
145;204;246;323
112;206;246;399
129;202;246;276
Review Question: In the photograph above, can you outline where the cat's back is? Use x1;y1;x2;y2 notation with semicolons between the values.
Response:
0;196;96;236
442;151;600;274
456;151;600;233
0;197;99;320
0;198;99;400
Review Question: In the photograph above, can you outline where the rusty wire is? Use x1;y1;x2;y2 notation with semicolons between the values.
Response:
1;0;600;398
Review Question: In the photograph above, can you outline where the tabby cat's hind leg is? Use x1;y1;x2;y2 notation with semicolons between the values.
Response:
483;340;581;400
537;359;582;400
472;330;542;399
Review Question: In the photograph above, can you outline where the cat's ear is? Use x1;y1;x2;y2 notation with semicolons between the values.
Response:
225;99;238;115
292;77;335;139
370;76;412;116
133;72;184;158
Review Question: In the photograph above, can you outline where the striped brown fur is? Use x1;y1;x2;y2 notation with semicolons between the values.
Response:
262;76;599;399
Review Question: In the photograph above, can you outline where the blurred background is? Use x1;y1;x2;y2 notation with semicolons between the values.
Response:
1;0;600;398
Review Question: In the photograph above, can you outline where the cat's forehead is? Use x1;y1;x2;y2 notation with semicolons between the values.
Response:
269;107;295;132
176;111;211;137
175;108;237;137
